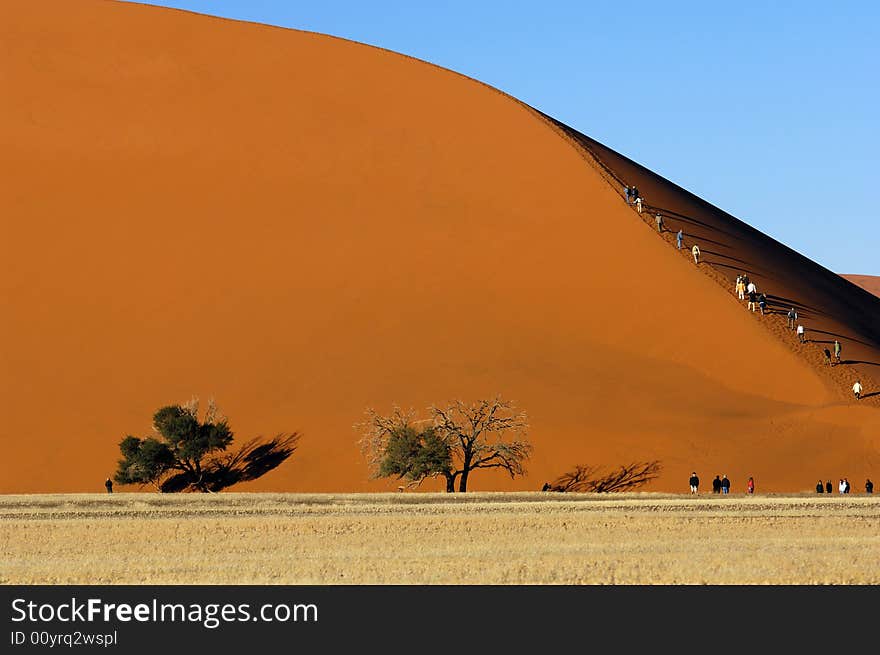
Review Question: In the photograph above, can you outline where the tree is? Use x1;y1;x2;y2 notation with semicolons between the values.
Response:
115;397;300;492
378;424;453;487
358;396;532;492
548;461;662;493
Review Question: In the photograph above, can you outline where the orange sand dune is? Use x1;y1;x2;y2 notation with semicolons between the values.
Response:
842;275;880;299
2;0;879;494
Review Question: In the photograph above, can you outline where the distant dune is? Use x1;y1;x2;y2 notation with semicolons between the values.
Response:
842;275;880;298
2;0;879;494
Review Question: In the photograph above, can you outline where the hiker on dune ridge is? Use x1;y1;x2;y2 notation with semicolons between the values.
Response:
748;289;758;312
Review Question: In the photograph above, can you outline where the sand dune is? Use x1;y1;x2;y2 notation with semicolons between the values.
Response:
2;0;879;494
842;275;880;298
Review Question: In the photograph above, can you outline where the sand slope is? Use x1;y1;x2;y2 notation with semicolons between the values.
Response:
2;0;879;493
842;275;880;298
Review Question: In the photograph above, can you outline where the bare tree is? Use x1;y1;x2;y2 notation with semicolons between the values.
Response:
431;397;531;492
547;464;600;492
356;396;532;492
549;461;662;493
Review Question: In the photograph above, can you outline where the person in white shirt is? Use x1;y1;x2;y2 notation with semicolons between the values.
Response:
746;281;757;294
853;380;863;400
797;325;805;343
839;479;846;494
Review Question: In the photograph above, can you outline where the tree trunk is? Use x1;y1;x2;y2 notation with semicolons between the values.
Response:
445;474;455;493
459;468;470;492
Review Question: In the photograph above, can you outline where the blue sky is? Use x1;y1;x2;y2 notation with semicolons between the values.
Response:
126;1;878;274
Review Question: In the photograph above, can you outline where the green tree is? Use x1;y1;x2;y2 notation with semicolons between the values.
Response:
378;424;453;490
358;396;531;492
115;398;299;492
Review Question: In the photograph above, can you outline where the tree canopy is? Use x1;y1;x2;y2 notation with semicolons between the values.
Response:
115;398;299;492
358;396;532;492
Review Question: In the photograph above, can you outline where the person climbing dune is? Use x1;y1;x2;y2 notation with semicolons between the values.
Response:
692;244;700;264
677;229;683;250
748;289;758;312
853;380;863;400
834;340;841;364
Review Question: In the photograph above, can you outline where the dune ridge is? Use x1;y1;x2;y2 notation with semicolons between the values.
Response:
842;275;880;298
2;0;878;494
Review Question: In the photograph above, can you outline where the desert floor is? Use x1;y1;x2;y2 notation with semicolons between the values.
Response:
2;493;879;585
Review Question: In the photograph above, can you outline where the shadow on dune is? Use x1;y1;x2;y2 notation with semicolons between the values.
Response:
698;250;752;266
645;205;741;240
545;113;880;370
765;294;820;312
809;330;876;348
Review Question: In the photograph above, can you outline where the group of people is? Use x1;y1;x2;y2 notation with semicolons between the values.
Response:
735;274;768;315
821;341;842;367
623;184;868;404
692;473;875;495
624;185;641;208
815;479;873;494
689;472;752;495
624;184;700;266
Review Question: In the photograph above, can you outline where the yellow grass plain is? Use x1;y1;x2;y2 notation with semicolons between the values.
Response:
3;493;879;585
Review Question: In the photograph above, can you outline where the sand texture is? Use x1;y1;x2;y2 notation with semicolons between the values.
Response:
2;0;879;494
842;275;880;298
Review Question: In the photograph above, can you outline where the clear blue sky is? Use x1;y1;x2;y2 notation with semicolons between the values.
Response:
126;1;879;274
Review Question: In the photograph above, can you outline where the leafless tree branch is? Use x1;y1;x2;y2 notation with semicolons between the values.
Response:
549;461;662;493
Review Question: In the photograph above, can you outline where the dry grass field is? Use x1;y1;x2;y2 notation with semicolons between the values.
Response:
2;493;879;585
